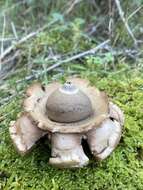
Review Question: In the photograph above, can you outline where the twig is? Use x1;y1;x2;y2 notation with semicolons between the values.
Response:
0;50;20;80
0;94;16;106
99;46;140;59
0;37;16;42
0;0;27;16
0;14;6;70
16;39;110;83
0;19;58;61
11;22;18;40
0;90;24;107
108;0;115;39
0;33;35;63
114;0;138;47
65;0;82;15
127;5;143;21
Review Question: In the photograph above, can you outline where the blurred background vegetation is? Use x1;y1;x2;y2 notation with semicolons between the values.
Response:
0;0;143;190
0;0;143;83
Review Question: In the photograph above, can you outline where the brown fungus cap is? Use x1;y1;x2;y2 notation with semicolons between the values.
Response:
23;78;109;133
46;82;93;123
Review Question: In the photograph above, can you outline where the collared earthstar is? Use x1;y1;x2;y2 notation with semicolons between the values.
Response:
9;78;124;168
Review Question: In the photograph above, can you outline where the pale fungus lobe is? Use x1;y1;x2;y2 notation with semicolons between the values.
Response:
9;78;124;168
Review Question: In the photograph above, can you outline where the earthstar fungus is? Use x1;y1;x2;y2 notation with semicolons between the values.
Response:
9;78;124;168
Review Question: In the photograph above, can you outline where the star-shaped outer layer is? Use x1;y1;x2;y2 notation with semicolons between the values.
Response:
9;78;124;167
23;78;110;133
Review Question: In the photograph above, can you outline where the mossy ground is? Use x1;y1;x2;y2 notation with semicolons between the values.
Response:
0;68;143;190
0;1;143;189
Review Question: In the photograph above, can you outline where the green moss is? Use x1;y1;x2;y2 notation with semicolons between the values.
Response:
0;70;143;190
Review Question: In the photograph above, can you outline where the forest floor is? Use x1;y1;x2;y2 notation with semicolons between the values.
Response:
0;1;143;190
